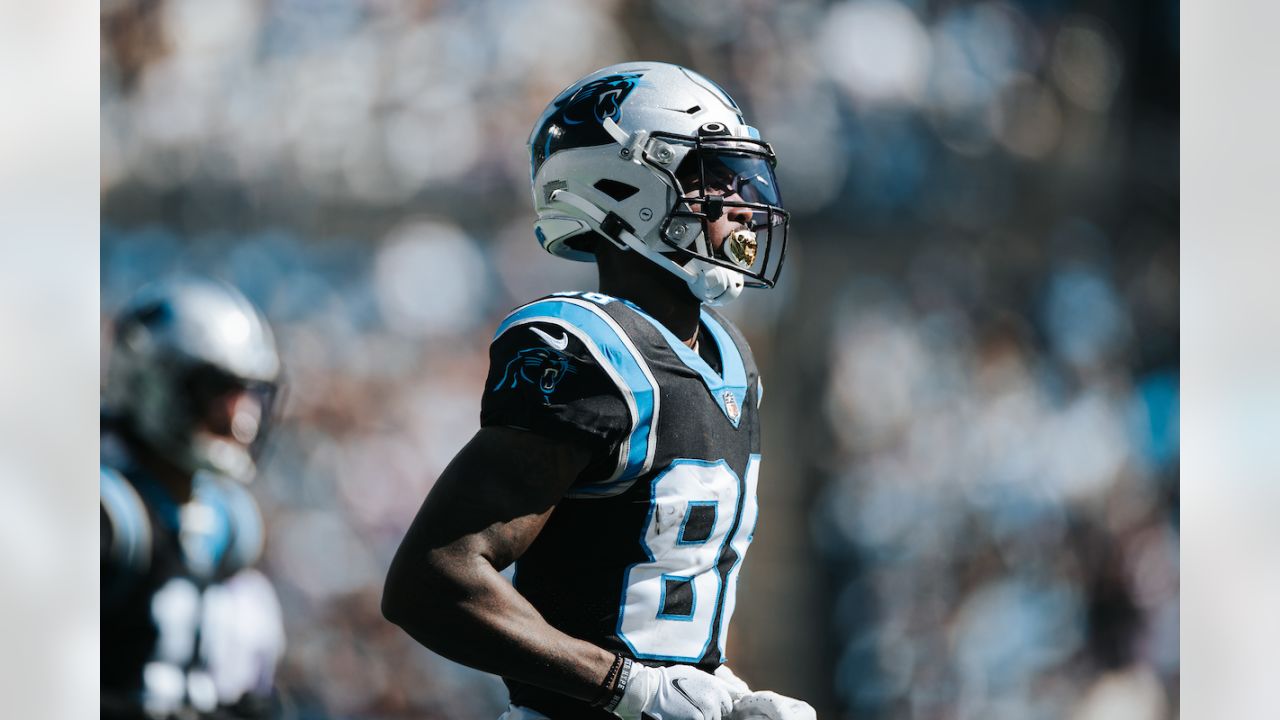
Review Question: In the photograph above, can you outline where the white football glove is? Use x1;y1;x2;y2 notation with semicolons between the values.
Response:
727;690;817;720
613;663;736;720
714;665;752;699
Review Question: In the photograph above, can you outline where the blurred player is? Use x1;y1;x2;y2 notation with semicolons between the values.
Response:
101;277;286;719
383;62;815;719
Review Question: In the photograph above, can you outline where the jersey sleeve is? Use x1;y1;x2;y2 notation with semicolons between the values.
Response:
101;466;152;605
481;298;658;495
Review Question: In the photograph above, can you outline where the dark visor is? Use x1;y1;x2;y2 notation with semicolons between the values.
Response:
676;150;782;207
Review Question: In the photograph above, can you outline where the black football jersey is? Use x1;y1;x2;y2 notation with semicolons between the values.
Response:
480;291;762;718
100;428;283;720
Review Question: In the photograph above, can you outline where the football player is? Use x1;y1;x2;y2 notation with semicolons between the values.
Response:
383;62;815;720
101;277;286;719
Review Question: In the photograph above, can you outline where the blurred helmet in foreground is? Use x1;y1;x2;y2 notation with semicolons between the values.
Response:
529;61;789;305
104;277;281;481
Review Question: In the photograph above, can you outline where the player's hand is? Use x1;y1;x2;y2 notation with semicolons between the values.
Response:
727;690;817;720
714;664;752;699
613;663;736;720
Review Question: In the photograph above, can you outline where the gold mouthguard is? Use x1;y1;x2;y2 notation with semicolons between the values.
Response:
725;230;758;267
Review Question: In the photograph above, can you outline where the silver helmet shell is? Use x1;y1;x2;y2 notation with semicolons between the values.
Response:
528;61;788;305
104;277;281;481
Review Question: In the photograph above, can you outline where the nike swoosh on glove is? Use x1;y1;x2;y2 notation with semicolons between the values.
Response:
727;690;817;720
613;663;736;720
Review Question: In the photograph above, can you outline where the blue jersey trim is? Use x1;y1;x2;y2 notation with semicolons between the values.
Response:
622;302;749;428
495;296;657;487
716;452;760;661
221;480;264;568
190;476;236;575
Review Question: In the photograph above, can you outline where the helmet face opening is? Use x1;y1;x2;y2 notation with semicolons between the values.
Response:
181;362;280;457
653;131;790;288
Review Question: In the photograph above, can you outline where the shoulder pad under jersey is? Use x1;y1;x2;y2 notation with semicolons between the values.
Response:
191;474;266;577
100;465;152;573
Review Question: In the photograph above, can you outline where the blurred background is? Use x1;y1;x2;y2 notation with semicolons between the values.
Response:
100;0;1178;718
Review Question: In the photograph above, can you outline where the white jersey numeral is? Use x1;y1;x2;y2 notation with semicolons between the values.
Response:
145;572;285;713
617;456;759;661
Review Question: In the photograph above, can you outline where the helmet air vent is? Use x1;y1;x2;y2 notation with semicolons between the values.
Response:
593;179;640;202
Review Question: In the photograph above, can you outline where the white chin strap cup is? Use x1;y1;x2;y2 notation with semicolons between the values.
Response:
192;433;254;481
689;261;744;306
549;188;745;306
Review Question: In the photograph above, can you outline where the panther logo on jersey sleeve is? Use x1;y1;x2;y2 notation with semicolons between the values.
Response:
494;346;578;402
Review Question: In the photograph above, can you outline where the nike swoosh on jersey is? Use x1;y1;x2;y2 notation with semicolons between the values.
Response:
529;326;569;351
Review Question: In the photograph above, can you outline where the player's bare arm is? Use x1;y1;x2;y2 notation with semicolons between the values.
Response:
382;426;616;702
384;426;739;718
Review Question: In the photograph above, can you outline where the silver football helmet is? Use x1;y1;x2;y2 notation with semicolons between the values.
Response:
529;62;789;305
104;277;281;481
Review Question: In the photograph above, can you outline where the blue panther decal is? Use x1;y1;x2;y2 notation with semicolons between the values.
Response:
531;71;646;178
556;72;645;126
494;347;578;403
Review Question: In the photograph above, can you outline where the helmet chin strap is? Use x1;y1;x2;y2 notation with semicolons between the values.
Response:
549;188;744;305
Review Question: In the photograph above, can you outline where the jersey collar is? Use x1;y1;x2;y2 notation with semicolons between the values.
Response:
624;301;749;428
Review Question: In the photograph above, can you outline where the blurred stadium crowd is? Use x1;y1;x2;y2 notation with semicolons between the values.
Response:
101;0;1178;718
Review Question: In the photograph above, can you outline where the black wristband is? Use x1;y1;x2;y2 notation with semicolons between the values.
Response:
602;657;634;714
591;654;627;708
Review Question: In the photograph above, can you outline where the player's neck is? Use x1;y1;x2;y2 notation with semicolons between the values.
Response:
614;285;701;348
596;252;701;348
